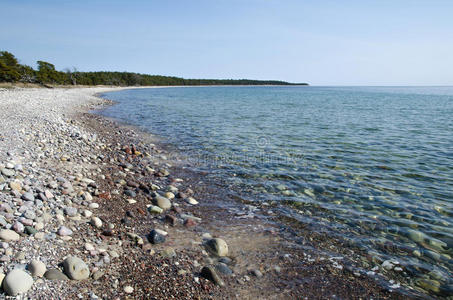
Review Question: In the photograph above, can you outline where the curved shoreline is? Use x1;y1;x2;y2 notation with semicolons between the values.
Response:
0;87;420;299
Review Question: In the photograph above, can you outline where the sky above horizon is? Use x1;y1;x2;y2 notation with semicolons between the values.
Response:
1;0;452;86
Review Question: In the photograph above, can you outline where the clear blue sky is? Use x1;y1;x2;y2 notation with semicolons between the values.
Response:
1;0;452;85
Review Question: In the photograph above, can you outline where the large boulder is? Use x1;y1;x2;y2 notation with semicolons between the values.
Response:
3;269;34;296
62;256;90;280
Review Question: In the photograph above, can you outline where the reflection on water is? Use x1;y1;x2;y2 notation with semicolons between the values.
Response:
101;86;453;294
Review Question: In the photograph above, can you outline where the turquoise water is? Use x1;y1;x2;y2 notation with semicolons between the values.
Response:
101;86;453;291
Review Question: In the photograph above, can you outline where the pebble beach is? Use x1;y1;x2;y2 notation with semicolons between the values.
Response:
0;87;422;299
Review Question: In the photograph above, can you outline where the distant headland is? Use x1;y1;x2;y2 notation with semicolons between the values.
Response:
0;51;308;87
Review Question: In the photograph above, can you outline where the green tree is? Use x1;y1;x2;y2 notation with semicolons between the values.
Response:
0;51;21;82
36;60;59;84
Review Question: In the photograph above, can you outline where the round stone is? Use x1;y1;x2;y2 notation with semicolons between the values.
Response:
206;238;228;256
0;229;20;241
3;269;34;296
64;207;78;217
62;256;90;280
29;260;47;277
57;226;73;236
153;194;171;210
124;285;133;294
44;269;69;280
91;217;103;228
21;192;35;202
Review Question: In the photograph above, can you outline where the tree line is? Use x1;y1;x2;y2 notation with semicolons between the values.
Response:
0;51;307;86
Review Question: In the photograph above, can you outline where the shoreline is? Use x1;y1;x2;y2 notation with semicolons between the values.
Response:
0;87;419;298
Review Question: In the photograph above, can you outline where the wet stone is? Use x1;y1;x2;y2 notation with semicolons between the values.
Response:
147;229;166;244
201;266;224;286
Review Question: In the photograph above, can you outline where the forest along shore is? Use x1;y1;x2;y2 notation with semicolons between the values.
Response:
0;87;407;299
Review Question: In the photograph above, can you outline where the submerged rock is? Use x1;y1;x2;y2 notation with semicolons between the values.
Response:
153;194;171;210
206;238;228;257
147;229;166;244
201;266;224;286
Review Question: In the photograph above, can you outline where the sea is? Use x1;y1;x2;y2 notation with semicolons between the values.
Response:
100;86;453;292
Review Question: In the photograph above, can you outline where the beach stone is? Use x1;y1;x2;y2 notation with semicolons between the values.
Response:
89;203;99;209
206;238;228;256
124;285;134;294
25;226;38;235
44;269;69;280
85;243;95;251
44;190;54;199
201;266;224;286
12;221;24;233
9;181;21;191
148;229;166;244
3;269;34;296
23;210;36;220
0;229;20;241
164;192;175;199
29;260;46;277
92;270;104;280
1;168;15;177
407;229;428;243
91;217;103;228
153;194;171;210
250;269;263;277
216;263;233;275
148;205;163;214
62;256;90;280
186;197;199;205
64;207;78;217
124;190;136;197
21;192;35;202
160;247;176;258
83;192;93;201
83;209;93;218
57;226;73;236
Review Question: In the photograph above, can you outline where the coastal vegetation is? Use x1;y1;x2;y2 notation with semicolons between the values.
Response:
0;51;307;87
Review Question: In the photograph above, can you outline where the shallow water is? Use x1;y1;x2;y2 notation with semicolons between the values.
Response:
101;86;453;290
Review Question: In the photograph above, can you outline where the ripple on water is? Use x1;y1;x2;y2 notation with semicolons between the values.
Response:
101;86;453;295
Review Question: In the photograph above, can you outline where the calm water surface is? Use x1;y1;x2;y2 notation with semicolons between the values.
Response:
101;86;453;291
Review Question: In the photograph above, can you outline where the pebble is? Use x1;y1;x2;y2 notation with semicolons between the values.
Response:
250;269;263;277
201;266;224;286
29;260;47;277
85;243;95;251
153;194;172;210
0;229;20;241
148;229;166;244
44;269;69;280
57;226;73;236
91;217;103;228
21;192;35;201
89;203;99;209
62;256;90;280
206;238;229;256
1;168;15;177
186;197;199;205
123;285;134;294
3;269;34;296
148;205;163;214
216;263;233;275
83;210;93;218
64;207;78;217
9;181;21;191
